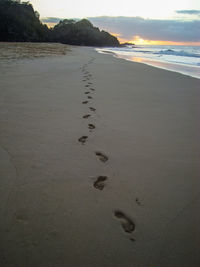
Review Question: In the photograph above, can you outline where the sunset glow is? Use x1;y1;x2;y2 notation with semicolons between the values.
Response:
117;35;200;46
38;0;200;46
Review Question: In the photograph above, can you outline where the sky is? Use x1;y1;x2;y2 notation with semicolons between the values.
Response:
31;0;200;45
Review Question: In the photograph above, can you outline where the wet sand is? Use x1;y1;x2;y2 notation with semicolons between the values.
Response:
0;43;200;267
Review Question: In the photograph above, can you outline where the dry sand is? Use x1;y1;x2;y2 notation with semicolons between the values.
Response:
0;44;200;267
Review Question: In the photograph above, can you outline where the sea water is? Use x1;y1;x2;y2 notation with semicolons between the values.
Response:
97;45;200;79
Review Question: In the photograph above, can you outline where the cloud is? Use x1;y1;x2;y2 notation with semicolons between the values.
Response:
88;16;200;42
176;10;200;15
41;17;62;23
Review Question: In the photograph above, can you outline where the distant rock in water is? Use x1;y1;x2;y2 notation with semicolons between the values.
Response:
0;0;120;47
120;42;135;47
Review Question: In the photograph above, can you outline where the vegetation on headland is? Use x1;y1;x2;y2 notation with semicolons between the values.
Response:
0;0;50;42
52;19;119;46
0;0;120;47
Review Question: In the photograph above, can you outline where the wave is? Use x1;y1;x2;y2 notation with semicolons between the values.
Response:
111;47;200;58
108;47;151;53
97;46;200;79
154;49;200;58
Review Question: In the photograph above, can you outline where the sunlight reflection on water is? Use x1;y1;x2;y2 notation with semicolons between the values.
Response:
122;55;200;79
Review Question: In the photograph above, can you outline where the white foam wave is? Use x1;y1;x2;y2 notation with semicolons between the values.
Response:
97;45;200;79
155;49;200;58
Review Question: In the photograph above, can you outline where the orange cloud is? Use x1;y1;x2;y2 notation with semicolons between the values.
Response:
118;35;200;46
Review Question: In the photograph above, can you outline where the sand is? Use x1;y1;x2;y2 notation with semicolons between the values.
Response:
0;44;200;267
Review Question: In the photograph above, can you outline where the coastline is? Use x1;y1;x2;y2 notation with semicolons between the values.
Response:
97;47;200;80
0;44;200;267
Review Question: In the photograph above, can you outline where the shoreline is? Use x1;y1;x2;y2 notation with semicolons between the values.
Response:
0;44;200;266
96;47;200;80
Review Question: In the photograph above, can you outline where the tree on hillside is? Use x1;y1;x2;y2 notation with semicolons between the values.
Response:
0;0;49;41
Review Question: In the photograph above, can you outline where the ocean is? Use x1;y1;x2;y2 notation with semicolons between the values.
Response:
97;45;200;79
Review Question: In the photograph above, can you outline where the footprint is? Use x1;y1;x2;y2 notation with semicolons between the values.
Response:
16;214;28;224
88;123;95;130
95;151;108;162
85;92;90;94
82;101;88;104
93;176;108;190
90;88;95;91
88;96;92;99
89;107;96;112
135;198;142;206
114;210;135;233
85;85;90;87
83;114;91;119
78;136;88;144
88;82;93;85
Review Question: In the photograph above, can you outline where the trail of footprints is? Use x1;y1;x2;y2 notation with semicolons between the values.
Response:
78;57;137;242
78;58;95;145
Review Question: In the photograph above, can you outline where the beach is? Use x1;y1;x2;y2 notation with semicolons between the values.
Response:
97;45;200;79
0;43;200;267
